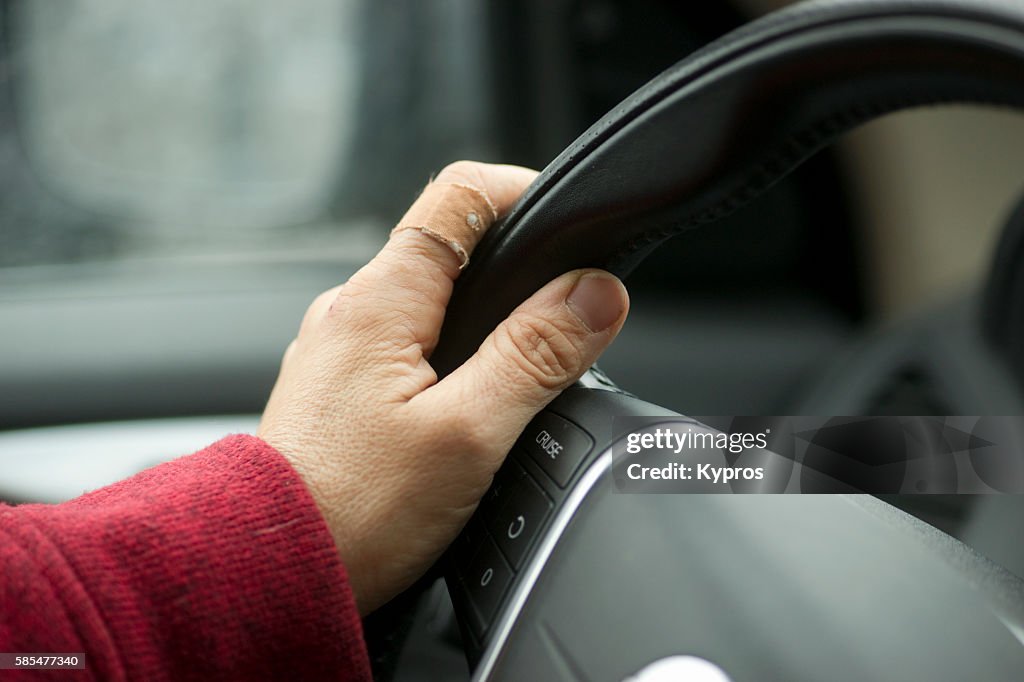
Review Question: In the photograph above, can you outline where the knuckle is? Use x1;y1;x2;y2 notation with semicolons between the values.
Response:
326;276;382;328
300;288;340;334
297;286;367;345
499;314;584;390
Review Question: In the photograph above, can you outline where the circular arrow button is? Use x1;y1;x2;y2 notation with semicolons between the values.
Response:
507;515;526;539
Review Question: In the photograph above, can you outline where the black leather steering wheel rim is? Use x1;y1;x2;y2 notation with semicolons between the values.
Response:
433;0;1024;377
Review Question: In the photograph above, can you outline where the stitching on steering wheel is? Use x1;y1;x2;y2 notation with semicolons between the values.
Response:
605;91;1002;271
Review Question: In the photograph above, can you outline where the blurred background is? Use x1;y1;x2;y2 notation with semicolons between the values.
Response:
1;0;1024;675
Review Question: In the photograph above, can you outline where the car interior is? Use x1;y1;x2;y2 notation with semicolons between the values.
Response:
3;1;1024;680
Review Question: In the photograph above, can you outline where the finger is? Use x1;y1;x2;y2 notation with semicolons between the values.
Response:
343;161;538;355
413;269;629;458
390;160;538;272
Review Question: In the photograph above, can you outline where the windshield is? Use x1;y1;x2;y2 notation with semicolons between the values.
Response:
0;0;495;270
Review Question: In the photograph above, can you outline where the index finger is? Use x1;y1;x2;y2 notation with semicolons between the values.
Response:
344;160;538;356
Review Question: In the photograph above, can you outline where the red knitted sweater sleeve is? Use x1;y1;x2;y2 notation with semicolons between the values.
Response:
0;434;372;681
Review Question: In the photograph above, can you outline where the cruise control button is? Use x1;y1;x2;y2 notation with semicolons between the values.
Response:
485;466;552;568
461;534;514;639
517;411;594;487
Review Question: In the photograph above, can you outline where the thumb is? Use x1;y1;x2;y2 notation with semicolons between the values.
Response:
415;269;628;460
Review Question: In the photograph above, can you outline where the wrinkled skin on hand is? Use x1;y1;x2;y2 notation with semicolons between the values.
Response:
259;161;629;614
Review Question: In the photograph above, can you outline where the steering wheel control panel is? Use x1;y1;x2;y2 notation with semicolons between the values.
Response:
447;382;1024;681
446;377;677;665
447;411;592;645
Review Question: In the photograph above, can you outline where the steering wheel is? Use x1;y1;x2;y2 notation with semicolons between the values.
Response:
426;1;1024;680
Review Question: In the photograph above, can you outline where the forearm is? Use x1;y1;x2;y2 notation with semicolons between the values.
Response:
0;435;371;681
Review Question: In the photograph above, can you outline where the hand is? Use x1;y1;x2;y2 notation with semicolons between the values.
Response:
258;161;629;614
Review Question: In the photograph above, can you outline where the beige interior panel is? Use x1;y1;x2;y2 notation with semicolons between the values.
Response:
733;1;1024;319
840;109;1024;318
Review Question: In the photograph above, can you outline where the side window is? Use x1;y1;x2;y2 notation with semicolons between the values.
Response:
0;0;494;269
